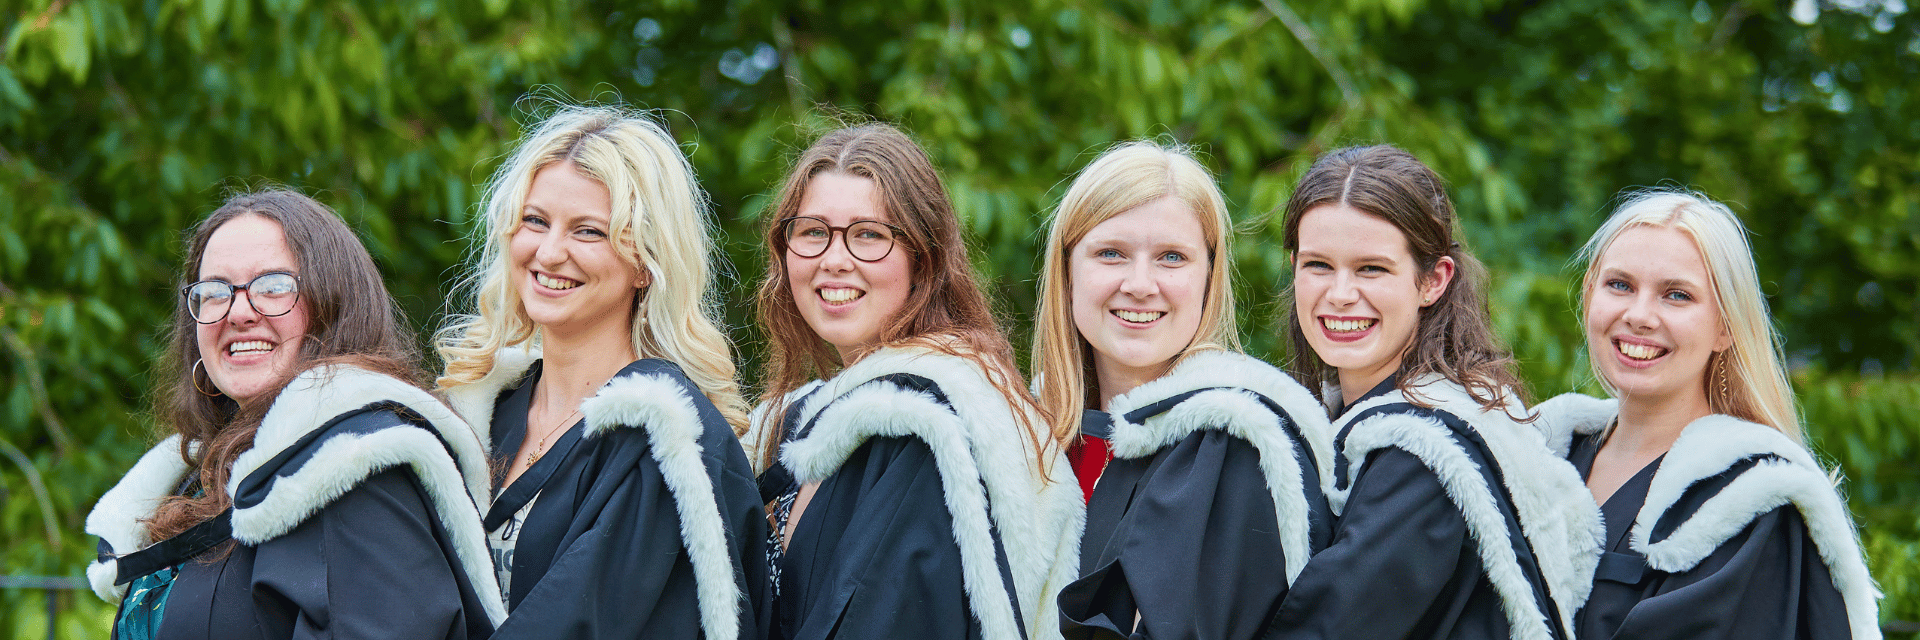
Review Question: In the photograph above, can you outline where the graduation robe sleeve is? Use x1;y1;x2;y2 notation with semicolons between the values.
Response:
1058;428;1302;640
244;467;489;640
1268;447;1510;639
776;435;981;640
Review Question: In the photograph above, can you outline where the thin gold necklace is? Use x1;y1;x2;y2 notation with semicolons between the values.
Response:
524;406;583;466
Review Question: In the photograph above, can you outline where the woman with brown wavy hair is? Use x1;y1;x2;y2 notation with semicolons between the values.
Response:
747;123;1081;640
86;190;500;640
1265;145;1599;640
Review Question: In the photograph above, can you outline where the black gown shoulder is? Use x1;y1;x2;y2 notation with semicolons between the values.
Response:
92;381;500;640
481;357;770;640
1269;376;1590;640
757;346;1081;640
1567;432;1856;640
1057;350;1334;640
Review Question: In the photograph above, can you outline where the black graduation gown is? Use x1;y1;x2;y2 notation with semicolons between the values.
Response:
1268;378;1564;640
104;408;495;640
1568;433;1854;640
485;358;770;640
759;379;994;640
1061;402;1333;639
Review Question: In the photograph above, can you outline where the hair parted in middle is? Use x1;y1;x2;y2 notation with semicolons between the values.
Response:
435;103;749;432
1280;144;1527;415
1577;188;1803;442
752;122;1050;467
1031;139;1239;445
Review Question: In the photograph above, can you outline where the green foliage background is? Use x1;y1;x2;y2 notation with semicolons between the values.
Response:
2;0;1915;636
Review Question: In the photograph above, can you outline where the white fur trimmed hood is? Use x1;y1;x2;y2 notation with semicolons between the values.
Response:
776;344;1084;640
1103;350;1331;585
1533;393;1883;640
85;364;505;623
1330;377;1603;640
440;347;748;640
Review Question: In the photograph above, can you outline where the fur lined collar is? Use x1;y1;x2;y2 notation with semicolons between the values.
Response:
775;344;1084;640
1102;350;1330;585
439;346;543;445
1533;394;1882;639
1331;377;1602;640
442;346;750;640
86;365;505;623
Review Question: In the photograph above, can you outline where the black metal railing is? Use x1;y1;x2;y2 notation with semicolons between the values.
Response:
1;575;89;640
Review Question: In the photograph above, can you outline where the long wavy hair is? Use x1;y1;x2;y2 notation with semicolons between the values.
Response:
146;190;424;543
1031;140;1239;445
1279;144;1527;414
752;123;1049;469
1577;189;1802;442
436;104;749;433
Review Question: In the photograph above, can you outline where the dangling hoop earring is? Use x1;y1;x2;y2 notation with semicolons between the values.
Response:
1714;353;1731;407
191;358;222;397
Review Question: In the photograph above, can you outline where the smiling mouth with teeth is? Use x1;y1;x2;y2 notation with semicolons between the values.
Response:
1615;340;1668;361
229;340;275;355
1322;318;1377;332
1112;310;1164;323
820;288;864;304
535;272;580;290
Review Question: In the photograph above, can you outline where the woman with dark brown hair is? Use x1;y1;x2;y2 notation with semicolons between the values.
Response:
1264;145;1600;640
86;190;500;640
746;123;1081;640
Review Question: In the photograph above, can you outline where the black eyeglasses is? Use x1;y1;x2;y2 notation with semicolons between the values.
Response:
183;272;301;324
778;216;906;262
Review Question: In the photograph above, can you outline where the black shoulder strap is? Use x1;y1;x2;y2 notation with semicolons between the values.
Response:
484;422;586;532
113;508;232;585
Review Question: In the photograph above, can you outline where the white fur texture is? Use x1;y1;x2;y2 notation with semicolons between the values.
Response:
440;345;542;446
1103;350;1332;585
85;435;191;602
741;380;822;476
85;366;505;624
580;371;742;640
777;346;1084;640
1330;377;1603;640
1529;393;1617;457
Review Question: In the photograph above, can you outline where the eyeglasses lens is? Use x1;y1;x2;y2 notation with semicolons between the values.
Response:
187;273;300;323
785;218;831;258
845;221;894;261
782;217;895;262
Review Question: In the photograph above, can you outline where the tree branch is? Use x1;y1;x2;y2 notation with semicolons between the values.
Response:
1257;0;1359;106
0;435;64;550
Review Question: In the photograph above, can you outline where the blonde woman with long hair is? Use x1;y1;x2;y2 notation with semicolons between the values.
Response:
1034;141;1334;640
1534;190;1878;639
436;105;766;639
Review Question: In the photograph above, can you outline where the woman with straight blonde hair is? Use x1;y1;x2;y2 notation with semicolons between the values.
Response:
436;104;766;639
1534;189;1877;639
749;122;1080;640
1037;141;1334;640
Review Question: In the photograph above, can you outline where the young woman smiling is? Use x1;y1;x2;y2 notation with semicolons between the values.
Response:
1533;190;1877;640
436;105;767;639
748;123;1081;640
1035;141;1333;640
88;191;500;640
1266;145;1600;640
